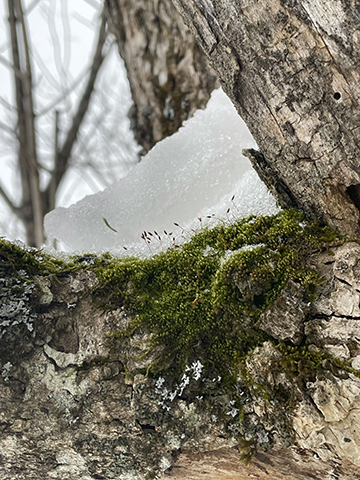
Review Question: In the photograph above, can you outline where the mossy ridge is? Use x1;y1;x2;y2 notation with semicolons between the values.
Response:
95;209;343;380
0;212;344;384
93;210;344;461
0;237;99;278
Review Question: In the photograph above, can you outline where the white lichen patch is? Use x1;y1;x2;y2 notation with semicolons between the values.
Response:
1;362;12;381
0;435;18;458
159;455;172;472
23;350;92;424
56;449;87;467
48;450;89;478
34;276;53;305
155;360;204;410
43;344;81;370
117;472;142;480
0;275;36;338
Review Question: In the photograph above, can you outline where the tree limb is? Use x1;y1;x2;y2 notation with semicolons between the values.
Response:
0;53;25;79
44;9;108;210
0;182;18;214
0;120;16;136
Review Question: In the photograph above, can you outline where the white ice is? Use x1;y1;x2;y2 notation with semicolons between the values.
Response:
44;88;280;256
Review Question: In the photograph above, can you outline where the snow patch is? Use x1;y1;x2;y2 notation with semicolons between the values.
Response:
45;88;279;256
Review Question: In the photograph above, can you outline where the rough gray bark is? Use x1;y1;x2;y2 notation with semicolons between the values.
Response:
2;241;360;479
105;0;218;153
171;0;360;238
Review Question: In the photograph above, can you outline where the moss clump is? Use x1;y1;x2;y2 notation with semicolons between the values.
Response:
0;238;97;278
276;343;360;384
94;210;343;379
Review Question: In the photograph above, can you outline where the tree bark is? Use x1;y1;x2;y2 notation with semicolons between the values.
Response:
105;0;218;153
171;0;360;238
2;237;360;479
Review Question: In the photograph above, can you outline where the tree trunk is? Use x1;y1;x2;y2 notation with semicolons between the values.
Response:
105;0;218;153
171;0;360;238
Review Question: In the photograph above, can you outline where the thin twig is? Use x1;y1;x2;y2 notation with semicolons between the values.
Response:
45;8;108;201
0;182;18;214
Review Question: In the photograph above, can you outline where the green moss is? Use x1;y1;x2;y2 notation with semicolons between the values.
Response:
91;210;345;462
94;210;343;380
0;237;94;278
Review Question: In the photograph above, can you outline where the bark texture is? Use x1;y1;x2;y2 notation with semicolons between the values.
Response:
171;0;360;238
2;241;360;479
105;0;218;153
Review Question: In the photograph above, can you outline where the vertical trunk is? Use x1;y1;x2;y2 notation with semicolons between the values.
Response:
105;0;218;154
171;0;360;238
8;0;44;246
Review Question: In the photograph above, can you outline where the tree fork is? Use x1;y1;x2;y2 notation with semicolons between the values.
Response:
171;0;360;237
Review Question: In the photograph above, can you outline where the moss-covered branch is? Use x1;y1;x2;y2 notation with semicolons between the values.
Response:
3;210;359;478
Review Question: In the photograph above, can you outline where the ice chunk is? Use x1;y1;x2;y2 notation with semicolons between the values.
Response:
45;88;279;255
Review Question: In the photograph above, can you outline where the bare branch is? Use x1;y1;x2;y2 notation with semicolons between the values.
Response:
0;120;16;136
8;0;29;201
36;65;89;117
48;109;60;212
45;9;108;202
0;94;16;113
0;182;18;214
46;0;68;83
72;12;96;29
23;0;42;14
83;0;99;9
30;45;62;90
0;53;25;78
0;0;41;56
15;0;44;246
60;0;71;74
